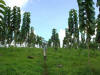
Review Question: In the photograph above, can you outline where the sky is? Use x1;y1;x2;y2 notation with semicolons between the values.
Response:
4;0;98;47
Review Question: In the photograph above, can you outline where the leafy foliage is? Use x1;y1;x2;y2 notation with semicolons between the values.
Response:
96;0;100;43
0;0;6;44
48;29;60;50
12;6;21;45
66;9;79;48
28;27;36;47
97;0;100;7
0;0;6;22
21;12;30;45
3;7;12;45
63;28;70;48
77;0;95;44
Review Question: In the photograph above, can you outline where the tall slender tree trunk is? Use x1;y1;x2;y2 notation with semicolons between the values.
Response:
4;41;6;47
27;32;29;47
15;42;16;47
99;6;100;15
87;33;91;65
20;42;21;47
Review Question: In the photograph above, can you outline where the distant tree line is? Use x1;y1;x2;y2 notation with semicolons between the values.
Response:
0;0;44;48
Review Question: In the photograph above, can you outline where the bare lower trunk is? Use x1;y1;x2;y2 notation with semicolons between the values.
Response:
99;6;100;14
9;44;11;48
4;41;6;47
20;42;21;47
87;34;91;66
15;42;16;47
88;45;90;65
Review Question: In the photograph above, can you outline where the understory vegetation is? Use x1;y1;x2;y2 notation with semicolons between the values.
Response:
0;48;100;75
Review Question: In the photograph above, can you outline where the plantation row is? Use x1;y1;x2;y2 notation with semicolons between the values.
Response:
0;0;100;49
0;0;44;47
47;0;100;50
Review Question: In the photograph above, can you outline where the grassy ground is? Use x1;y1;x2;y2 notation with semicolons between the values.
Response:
0;48;100;75
0;48;43;75
47;48;100;75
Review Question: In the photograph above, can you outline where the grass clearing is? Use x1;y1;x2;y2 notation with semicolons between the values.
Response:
0;48;43;75
0;48;100;75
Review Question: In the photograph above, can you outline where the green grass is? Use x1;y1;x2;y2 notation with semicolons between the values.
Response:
0;48;100;75
0;47;43;75
47;48;100;75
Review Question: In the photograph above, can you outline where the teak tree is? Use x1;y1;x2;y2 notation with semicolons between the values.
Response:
4;7;12;46
0;0;6;45
12;6;21;46
51;29;60;50
21;12;30;46
68;9;79;48
96;0;100;43
77;0;95;65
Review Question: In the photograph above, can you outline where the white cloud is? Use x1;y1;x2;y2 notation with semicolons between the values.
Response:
21;10;25;15
4;0;29;8
59;29;65;48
